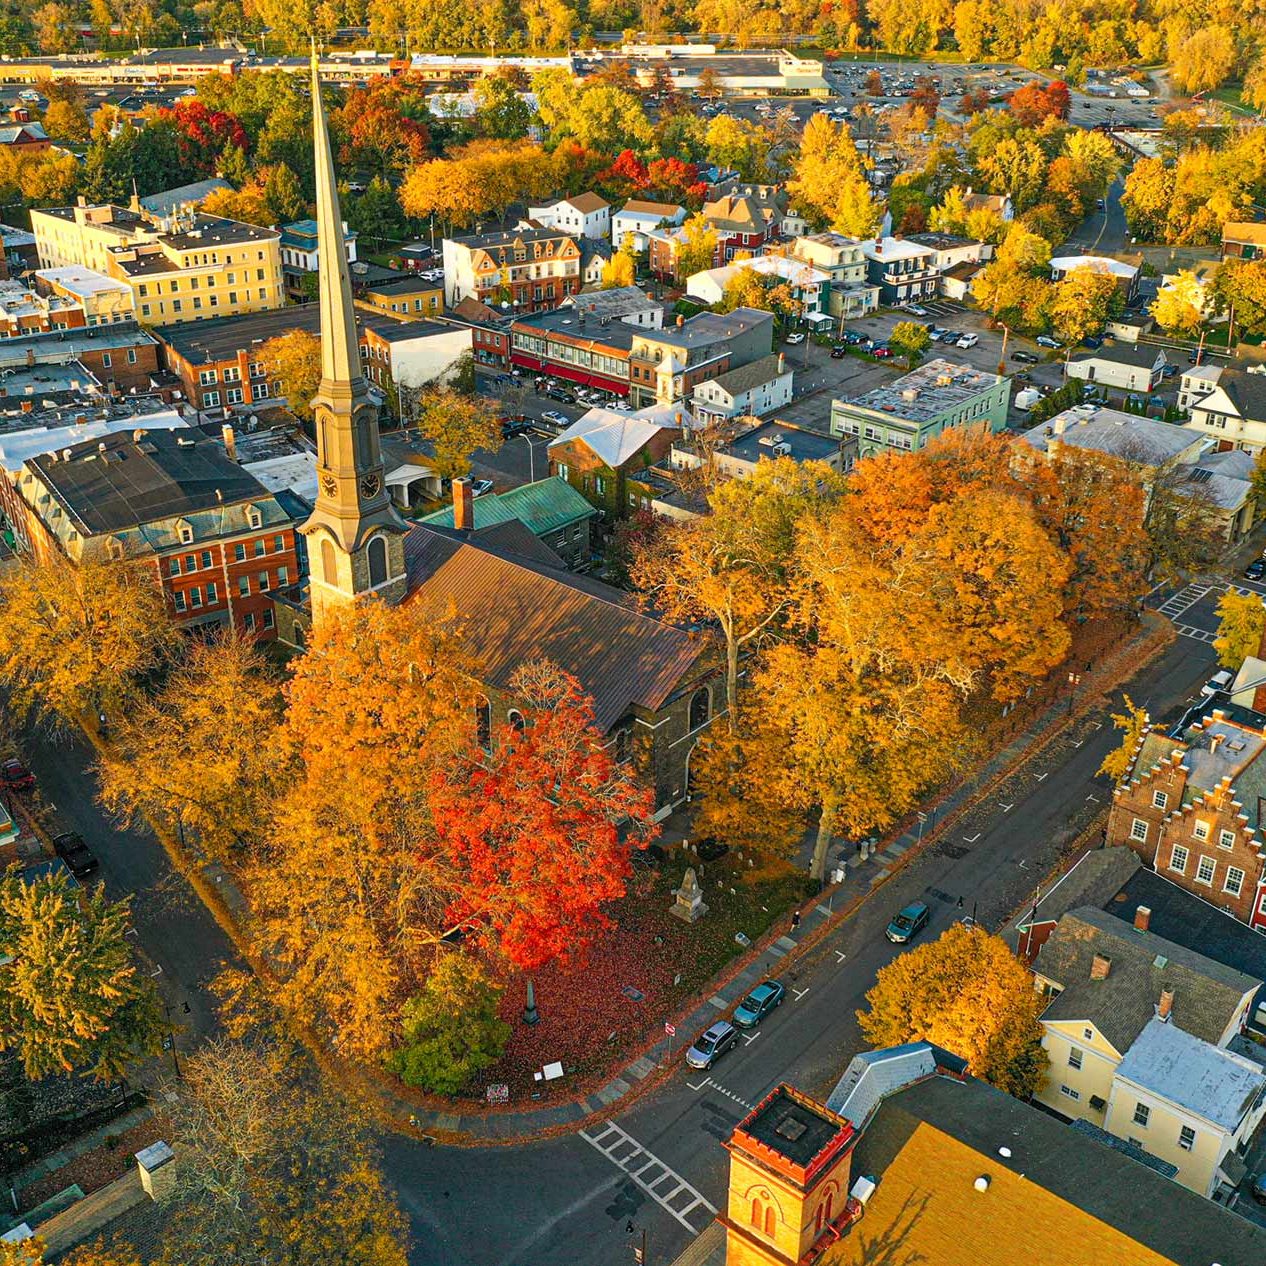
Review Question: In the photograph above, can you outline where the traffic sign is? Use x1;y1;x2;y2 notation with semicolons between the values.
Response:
664;1022;676;1037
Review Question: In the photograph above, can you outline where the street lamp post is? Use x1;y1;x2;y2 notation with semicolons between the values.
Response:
1067;671;1082;717
520;433;536;482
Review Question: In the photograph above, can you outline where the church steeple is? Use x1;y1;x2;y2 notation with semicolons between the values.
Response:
300;46;408;634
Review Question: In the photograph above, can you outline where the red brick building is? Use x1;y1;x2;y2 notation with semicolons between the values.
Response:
11;427;302;639
1106;711;1266;930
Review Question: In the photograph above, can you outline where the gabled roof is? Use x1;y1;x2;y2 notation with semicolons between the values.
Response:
618;199;685;219
1035;906;1259;1052
700;353;788;397
564;191;610;214
139;178;231;216
1051;253;1139;279
1068;342;1165;369
1224;221;1266;246
401;524;708;731
1213;368;1266;422
1022;407;1195;465
551;404;680;469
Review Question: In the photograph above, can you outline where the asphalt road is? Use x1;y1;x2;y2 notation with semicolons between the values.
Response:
383;617;1219;1266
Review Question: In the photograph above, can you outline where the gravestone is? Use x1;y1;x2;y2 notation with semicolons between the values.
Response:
671;866;709;923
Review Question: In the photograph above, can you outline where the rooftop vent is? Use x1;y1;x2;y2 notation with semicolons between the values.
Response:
773;1114;808;1143
974;1176;990;1193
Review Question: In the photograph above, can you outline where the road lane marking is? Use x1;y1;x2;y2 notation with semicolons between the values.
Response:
835;950;847;963
793;987;809;1000
706;1080;756;1111
743;1032;760;1046
1086;794;1099;803
578;1121;718;1233
999;803;1014;813
1035;772;1048;781
963;833;981;843
686;1077;711;1091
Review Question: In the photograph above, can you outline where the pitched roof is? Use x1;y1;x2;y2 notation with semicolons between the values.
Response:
1224;221;1266;246
564;191;610;214
701;353;788;397
1051;253;1139;279
1115;1015;1266;1130
1068;342;1165;369
1035;906;1258;1051
1022;407;1195;465
619;199;684;218
401;524;708;731
417;476;597;536
138;178;231;216
551;404;680;469
833;1075;1266;1266
1215;368;1266;422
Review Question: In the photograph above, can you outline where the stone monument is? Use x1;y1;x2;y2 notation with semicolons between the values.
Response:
671;866;708;924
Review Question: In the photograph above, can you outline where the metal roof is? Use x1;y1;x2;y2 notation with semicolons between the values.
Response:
418;476;597;536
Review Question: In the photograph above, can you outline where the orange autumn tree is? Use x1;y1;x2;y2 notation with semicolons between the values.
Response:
427;661;657;970
245;602;477;1061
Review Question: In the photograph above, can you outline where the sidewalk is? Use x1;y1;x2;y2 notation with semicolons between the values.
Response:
380;615;1173;1144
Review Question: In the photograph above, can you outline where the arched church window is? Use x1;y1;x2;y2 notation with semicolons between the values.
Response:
507;709;526;733
367;535;388;587
689;687;711;732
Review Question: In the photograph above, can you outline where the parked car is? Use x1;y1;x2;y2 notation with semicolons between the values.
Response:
541;410;570;429
1012;350;1038;364
685;1020;739;1070
53;832;99;881
1251;1172;1266;1204
1036;334;1062;349
841;330;867;345
956;333;979;349
500;415;532;438
1188;350;1207;366
1161;363;1179;379
1202;669;1234;697
470;479;494;498
830;345;848;358
1246;560;1266;581
733;980;786;1029
885;901;931;944
1082;334;1104;350
903;304;930;317
785;332;806;345
1;757;35;792
870;344;893;358
545;387;575;404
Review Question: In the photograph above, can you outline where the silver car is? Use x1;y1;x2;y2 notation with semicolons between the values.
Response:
685;1021;739;1070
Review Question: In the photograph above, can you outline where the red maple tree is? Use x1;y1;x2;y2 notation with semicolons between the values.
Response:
1009;80;1071;126
426;663;658;972
160;100;248;176
647;156;707;205
598;149;651;198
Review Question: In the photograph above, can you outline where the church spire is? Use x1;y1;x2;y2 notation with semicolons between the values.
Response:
300;46;408;634
310;44;361;390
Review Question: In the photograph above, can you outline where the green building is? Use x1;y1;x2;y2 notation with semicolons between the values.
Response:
829;358;1012;457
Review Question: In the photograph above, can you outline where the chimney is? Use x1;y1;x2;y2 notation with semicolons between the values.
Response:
1052;413;1069;436
1090;953;1112;980
453;477;474;532
132;428;144;442
1211;733;1224;754
677;314;685;328
135;1141;176;1202
222;424;237;462
1158;988;1174;1021
1134;905;1151;933
20;399;32;413
778;352;786;373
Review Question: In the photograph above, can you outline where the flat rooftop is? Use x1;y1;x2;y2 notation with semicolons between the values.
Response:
838;358;1002;425
513;308;641;352
731;1085;854;1183
723;421;837;464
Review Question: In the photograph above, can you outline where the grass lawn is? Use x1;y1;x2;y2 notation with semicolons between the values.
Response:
465;849;814;1101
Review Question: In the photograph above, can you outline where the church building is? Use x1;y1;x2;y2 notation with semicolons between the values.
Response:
287;58;719;816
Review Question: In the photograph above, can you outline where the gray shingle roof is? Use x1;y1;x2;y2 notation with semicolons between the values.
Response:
402;524;708;731
1035;906;1259;1052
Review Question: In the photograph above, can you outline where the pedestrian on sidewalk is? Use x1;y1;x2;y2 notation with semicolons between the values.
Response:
791;910;801;931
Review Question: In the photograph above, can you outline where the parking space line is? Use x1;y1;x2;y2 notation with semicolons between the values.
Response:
578;1121;718;1233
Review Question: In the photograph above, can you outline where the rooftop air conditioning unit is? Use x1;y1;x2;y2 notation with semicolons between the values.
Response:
771;441;792;456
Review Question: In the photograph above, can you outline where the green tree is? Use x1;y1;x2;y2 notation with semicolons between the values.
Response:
0;871;164;1082
858;922;1047;1097
705;114;770;180
1213;590;1266;671
1047;266;1122;345
1213;260;1266;336
263;163;306;223
474;73;531;140
889;320;931;368
387;954;510;1094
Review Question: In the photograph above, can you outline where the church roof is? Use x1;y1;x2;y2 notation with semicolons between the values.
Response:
402;524;708;730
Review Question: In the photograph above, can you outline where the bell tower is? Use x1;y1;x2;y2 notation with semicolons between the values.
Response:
300;47;408;637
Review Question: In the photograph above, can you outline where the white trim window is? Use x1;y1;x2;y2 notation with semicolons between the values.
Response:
1219;829;1236;850
1152;790;1168;810
1060;1085;1080;1101
1068;1047;1083;1070
1130;818;1148;843
1170;845;1189;875
1195;855;1216;886
1225;867;1245;897
1178;1125;1196;1152
1194;820;1210;842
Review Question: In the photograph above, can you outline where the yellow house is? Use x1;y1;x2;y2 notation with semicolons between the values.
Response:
1032;906;1260;1195
30;201;283;327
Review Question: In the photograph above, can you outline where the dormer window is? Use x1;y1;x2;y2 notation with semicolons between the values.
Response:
176;520;194;545
246;505;262;530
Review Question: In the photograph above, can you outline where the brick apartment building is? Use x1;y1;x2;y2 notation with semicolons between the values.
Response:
11;428;303;639
156;306;469;414
441;226;582;312
1106;710;1266;930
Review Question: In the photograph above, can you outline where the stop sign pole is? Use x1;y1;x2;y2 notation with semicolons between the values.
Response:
664;1020;676;1066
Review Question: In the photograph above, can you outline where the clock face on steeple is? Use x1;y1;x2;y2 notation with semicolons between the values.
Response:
361;472;382;499
320;473;337;498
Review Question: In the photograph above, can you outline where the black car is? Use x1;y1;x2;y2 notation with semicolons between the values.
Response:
830;345;848;358
53;831;99;880
1246;559;1266;581
1012;350;1038;364
545;387;575;404
1189;350;1206;366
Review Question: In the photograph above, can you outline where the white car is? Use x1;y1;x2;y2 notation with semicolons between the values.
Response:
541;410;570;428
956;333;979;349
785;333;807;345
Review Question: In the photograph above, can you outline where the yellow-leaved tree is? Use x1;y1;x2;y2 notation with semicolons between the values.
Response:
260;328;322;424
1213;590;1266;670
858;922;1047;1097
1097;694;1149;784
